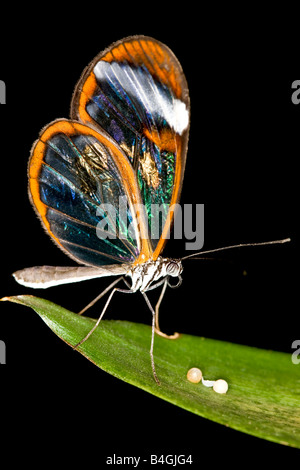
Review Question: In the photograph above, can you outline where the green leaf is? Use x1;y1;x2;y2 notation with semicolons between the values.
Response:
2;295;300;448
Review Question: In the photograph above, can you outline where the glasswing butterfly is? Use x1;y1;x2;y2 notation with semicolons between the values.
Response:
13;36;289;383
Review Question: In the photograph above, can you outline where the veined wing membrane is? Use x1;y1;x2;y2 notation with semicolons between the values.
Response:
72;36;190;258
28;119;151;267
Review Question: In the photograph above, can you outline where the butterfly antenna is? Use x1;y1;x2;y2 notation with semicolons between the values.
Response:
181;238;291;261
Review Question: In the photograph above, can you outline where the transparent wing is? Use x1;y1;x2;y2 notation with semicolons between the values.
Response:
71;36;190;258
29;119;152;267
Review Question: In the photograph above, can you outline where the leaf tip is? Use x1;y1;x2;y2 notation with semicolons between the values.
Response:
0;294;34;304
0;296;12;302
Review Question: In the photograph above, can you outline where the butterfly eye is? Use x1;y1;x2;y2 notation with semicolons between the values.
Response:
166;261;181;277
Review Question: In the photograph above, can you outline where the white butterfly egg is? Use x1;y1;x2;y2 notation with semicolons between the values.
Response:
187;367;202;383
213;379;228;394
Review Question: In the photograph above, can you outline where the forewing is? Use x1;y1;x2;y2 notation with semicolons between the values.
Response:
29;119;151;267
71;36;190;258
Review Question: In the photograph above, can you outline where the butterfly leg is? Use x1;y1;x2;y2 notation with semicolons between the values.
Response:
153;280;180;340
141;292;161;385
73;283;133;349
78;276;124;315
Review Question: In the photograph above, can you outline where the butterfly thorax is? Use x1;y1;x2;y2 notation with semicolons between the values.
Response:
127;257;182;292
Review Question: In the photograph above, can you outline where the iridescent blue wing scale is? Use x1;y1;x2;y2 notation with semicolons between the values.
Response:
71;36;190;259
29;120;152;268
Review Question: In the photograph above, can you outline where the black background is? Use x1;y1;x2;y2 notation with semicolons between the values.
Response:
0;7;299;467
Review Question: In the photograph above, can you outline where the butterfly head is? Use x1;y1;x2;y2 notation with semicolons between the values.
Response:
128;257;183;292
